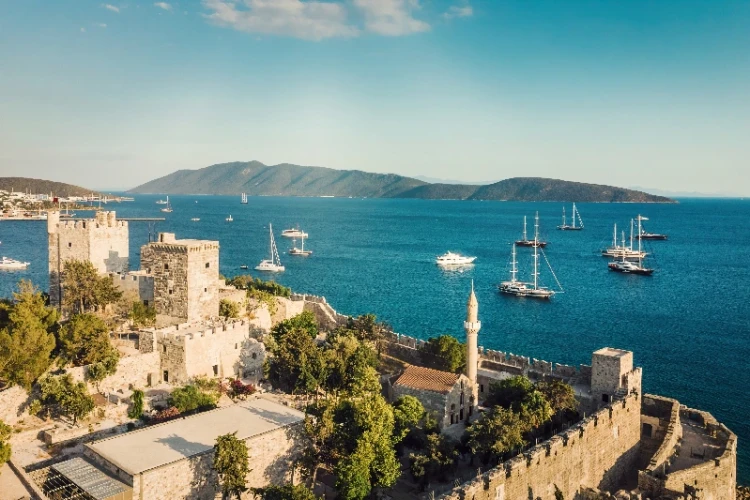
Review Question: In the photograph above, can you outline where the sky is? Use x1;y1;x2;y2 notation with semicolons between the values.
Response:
0;1;749;193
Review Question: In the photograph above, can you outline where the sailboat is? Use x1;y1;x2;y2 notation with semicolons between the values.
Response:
289;235;312;256
557;203;583;230
635;215;667;240
241;193;248;204
601;223;647;259
609;217;654;275
160;196;173;213
515;215;547;248
256;224;285;272
226;214;233;222
500;212;560;299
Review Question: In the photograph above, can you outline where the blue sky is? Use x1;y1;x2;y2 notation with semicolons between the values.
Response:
1;1;748;193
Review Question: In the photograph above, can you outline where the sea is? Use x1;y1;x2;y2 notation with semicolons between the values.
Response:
1;195;749;481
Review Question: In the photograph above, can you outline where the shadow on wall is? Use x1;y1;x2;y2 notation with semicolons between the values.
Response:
261;422;305;485
598;441;642;492
104;250;128;273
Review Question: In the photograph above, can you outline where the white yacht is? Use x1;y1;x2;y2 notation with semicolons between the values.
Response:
436;252;476;266
0;257;30;270
281;226;308;238
226;215;233;222
601;223;647;259
156;199;168;205
191;218;200;222
608;217;654;276
256;224;285;272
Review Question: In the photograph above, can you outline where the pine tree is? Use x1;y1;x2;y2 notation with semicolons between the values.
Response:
214;432;249;499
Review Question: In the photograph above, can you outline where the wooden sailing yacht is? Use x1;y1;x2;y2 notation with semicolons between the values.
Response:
515;215;547;248
608;217;654;275
557;203;583;230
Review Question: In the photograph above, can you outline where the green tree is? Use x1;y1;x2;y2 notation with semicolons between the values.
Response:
0;420;11;467
419;335;466;373
0;281;58;389
517;391;553;430
219;299;241;319
323;332;378;395
250;484;319;500
168;385;218;413
128;389;145;419
466;406;526;465
128;301;156;327
267;313;325;394
392;395;424;444
61;259;122;314
484;376;535;409
536;379;578;415
214;432;249;499
58;313;120;381
39;374;95;425
408;433;459;490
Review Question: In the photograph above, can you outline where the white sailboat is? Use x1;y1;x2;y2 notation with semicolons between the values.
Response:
289;235;312;256
601;222;647;259
160;196;173;213
241;193;248;204
609;217;654;275
226;214;233;222
500;212;560;299
256;224;285;272
557;203;583;230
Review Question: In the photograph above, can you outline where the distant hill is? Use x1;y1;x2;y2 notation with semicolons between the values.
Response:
129;161;674;203
0;177;97;197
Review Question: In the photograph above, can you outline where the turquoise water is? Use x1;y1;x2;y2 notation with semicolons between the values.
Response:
1;196;748;480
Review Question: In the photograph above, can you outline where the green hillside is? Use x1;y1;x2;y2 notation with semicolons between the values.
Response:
0;177;97;197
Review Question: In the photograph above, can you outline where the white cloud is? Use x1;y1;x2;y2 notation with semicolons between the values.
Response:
353;0;429;36
202;0;359;41
443;4;472;19
102;4;120;13
154;2;173;10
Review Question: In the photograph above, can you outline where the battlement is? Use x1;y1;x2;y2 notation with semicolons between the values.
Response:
149;319;250;344
148;232;219;252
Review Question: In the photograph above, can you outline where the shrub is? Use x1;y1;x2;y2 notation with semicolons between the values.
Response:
219;299;240;319
152;406;180;423
168;385;218;413
229;379;256;399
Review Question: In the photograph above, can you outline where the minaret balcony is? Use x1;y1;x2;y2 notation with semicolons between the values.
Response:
464;321;481;330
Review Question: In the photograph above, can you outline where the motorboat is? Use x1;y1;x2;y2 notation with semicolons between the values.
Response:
436;252;476;266
239;265;248;270
191;218;200;222
0;257;30;270
281;226;308;238
156;199;168;205
636;215;667;240
256;224;285;272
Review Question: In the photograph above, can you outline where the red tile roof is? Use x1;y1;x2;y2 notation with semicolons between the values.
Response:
393;365;460;395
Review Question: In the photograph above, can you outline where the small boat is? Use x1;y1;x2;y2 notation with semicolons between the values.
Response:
156;199;168;205
601;223;647;259
191;218;200;222
436;252;476;266
515;215;547;248
256;224;285;272
557;203;584;231
636;215;667;240
281;226;308;238
239;265;248;270
0;256;30;270
241;193;248;204
500;212;559;299
289;236;312;256
226;215;233;222
609;217;654;275
160;196;173;213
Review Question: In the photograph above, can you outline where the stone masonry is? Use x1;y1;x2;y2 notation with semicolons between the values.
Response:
47;210;129;307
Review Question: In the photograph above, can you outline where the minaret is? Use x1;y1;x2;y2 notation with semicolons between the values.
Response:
464;280;481;406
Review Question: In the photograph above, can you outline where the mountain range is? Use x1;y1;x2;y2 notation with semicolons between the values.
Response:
128;161;674;203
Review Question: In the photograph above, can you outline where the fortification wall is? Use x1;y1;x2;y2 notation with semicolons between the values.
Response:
640;394;682;473
439;394;642;500
111;273;155;305
66;351;160;393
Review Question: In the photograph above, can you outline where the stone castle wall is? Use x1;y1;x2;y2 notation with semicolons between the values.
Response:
111;272;155;306
640;394;683;473
186;243;220;321
66;351;160;393
47;210;129;306
439;393;642;500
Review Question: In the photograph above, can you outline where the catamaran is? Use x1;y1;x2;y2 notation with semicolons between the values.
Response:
281;226;308;238
159;196;173;213
635;215;667;240
256;224;285;272
500;212;561;299
609;217;654;275
241;193;248;204
0;256;30;270
601;222;647;259
557;203;583;231
515;215;547;248
436;252;476;266
289;235;312;256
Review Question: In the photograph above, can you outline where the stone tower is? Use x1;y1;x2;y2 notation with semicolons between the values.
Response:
47;210;129;308
464;281;481;405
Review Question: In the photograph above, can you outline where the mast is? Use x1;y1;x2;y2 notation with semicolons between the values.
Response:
522;216;527;241
571;203;576;229
511;243;518;283
637;216;643;266
561;207;566;227
269;224;274;262
613;223;617;248
533;212;540;290
630;219;634;251
621;231;627;262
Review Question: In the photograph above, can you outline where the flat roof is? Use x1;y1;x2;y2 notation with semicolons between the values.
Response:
87;397;303;476
593;347;631;357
